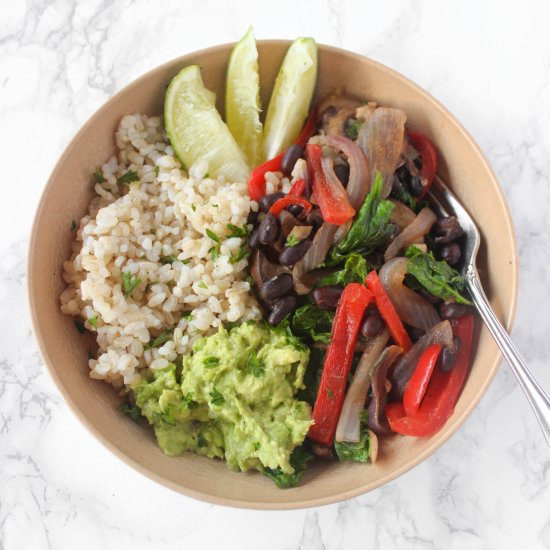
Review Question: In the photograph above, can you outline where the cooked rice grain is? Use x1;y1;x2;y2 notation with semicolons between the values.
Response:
60;114;261;388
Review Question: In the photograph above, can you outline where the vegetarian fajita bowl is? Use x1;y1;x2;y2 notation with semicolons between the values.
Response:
28;35;517;508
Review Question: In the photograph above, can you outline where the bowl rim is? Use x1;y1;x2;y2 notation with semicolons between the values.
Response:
28;40;519;510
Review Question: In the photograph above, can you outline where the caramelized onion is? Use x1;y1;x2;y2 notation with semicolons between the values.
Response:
384;207;437;261
379;257;440;331
357;107;407;197
389;320;454;400
335;329;390;443
292;222;338;294
367;345;403;435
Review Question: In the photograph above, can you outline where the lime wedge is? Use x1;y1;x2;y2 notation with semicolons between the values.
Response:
226;27;263;167
165;65;250;182
262;38;318;161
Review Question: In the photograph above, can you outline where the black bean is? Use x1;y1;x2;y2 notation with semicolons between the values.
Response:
433;216;464;245
281;144;305;176
278;240;311;266
258;213;280;245
286;204;304;218
312;442;335;460
246;210;258;225
440;337;461;372
439;302;471;319
361;308;385;338
261;273;294;301
333;162;350;185
249;228;262;249
409;175;424;197
258;192;285;213
439;242;461;266
268;295;297;325
312;286;343;309
306;208;324;228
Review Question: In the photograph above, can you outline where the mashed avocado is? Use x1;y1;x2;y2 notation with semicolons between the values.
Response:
132;322;312;478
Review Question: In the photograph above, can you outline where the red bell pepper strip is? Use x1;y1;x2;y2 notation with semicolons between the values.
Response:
403;343;443;417
365;270;412;351
268;195;313;217
287;178;306;197
305;144;355;226
385;315;474;437
406;130;437;199
247;110;317;202
308;283;373;446
295;108;318;146
247;153;283;202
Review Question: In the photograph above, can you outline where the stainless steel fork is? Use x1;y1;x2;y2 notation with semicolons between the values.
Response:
429;176;550;446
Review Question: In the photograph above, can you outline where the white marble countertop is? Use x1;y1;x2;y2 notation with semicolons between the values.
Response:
2;0;550;548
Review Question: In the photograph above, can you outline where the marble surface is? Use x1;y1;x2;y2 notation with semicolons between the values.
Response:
1;0;550;548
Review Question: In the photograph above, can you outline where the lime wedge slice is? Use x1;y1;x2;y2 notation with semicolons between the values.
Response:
226;27;263;167
165;65;250;182
262;38;318;161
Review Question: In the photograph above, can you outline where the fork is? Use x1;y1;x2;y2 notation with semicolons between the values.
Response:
429;176;550;446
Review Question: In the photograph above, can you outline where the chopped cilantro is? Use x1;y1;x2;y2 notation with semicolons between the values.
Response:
120;402;141;423
326;388;334;400
191;204;196;212
160;255;178;264
93;168;106;183
198;281;208;289
203;356;220;368
70;220;77;231
121;271;142;297
345;119;362;140
197;433;207;447
285;234;301;247
206;228;221;243
209;388;225;406
229;244;250;264
182;392;198;409
246;351;265;377
226;223;250;238
154;165;160;176
87;316;98;328
145;329;173;350
117;170;139;185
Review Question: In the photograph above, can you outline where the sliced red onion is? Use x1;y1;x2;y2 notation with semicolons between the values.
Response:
384;207;437;261
367;345;404;435
379;257;440;331
335;329;390;443
292;222;338;294
357;107;407;197
390;199;416;229
389;320;454;400
319;135;370;210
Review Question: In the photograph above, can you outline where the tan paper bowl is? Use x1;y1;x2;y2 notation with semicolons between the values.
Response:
28;41;517;509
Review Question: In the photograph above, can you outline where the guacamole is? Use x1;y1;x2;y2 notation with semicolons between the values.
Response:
132;322;312;476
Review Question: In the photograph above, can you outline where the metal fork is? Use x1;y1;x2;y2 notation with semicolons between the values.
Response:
429;176;550;445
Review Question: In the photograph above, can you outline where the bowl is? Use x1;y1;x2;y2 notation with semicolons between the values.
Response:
28;41;518;509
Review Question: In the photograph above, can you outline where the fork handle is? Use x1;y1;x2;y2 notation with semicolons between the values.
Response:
465;265;550;446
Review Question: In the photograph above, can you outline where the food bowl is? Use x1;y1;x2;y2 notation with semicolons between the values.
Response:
28;41;518;509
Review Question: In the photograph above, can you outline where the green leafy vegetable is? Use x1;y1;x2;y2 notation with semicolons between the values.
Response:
291;305;334;343
345;119;362;140
246;350;265;377
120;401;142;423
93;168;106;183
117;170;139;185
329;173;395;264
405;245;472;305
121;271;142;297
145;329;173;350
209;388;225;406
316;253;368;287
334;411;370;463
203;356;221;368
262;444;314;488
